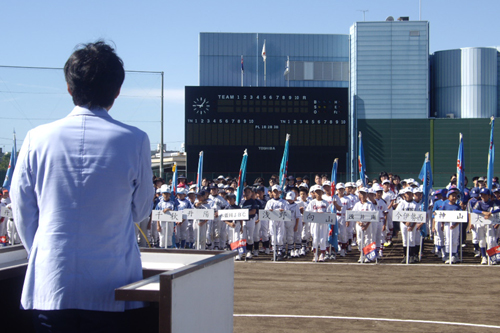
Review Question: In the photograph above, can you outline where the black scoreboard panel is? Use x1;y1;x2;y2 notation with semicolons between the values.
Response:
185;86;348;175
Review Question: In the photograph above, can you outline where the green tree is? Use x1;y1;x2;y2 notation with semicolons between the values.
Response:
0;153;12;172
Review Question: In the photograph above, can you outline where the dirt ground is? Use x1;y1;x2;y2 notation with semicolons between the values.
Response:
233;235;500;332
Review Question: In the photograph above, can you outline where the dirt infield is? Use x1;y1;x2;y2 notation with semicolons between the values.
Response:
233;252;500;332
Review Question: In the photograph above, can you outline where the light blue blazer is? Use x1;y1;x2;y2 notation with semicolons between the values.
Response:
10;106;154;311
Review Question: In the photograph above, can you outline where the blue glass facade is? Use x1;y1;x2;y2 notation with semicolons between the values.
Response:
199;33;349;88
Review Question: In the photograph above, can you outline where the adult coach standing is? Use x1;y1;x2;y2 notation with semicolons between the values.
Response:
10;41;154;332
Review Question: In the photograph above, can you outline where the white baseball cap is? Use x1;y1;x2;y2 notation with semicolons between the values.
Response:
372;184;383;192
310;185;325;193
285;192;296;200
177;188;188;195
368;188;376;194
358;187;368;193
271;185;282;192
356;180;364;187
382;179;391;185
346;182;354;188
413;187;423;194
322;181;332;187
299;182;309;188
160;184;170;193
336;182;345;189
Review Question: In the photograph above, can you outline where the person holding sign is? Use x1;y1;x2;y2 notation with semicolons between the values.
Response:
306;185;330;262
472;188;500;265
438;188;462;264
240;187;259;259
372;185;388;258
265;185;289;261
176;188;193;248
157;185;175;249
351;187;376;263
193;190;212;250
224;194;244;260
209;184;229;250
395;188;421;264
285;192;301;258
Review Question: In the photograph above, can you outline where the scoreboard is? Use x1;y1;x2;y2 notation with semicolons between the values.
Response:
185;86;348;175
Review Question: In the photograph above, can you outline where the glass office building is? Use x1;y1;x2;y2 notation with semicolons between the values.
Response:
199;33;349;88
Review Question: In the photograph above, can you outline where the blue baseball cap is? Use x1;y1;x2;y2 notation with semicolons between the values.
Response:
447;187;459;197
480;188;491;195
470;187;480;198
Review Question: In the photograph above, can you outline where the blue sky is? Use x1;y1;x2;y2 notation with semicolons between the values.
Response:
1;0;499;153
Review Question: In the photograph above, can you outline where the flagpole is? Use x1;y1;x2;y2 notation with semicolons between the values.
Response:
487;116;495;190
263;40;267;87
287;56;290;87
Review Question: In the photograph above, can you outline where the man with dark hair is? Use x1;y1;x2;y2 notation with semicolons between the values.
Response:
11;41;154;332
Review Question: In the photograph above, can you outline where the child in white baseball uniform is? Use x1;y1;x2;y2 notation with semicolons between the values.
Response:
395;188;421;264
265;185;288;261
297;186;311;256
352;187;376;263
285;191;301;258
381;179;396;247
306;185;329;262
335;183;350;257
157;185;175;248
372;184;388;257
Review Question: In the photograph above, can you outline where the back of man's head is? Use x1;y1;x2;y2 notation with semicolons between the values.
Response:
64;41;125;109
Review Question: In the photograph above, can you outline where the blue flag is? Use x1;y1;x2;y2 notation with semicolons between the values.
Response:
279;134;290;197
196;151;203;192
487;117;495;190
172;163;178;196
418;152;433;212
235;149;248;205
358;131;366;186
418;153;432;238
328;158;339;248
457;133;465;196
2;132;17;191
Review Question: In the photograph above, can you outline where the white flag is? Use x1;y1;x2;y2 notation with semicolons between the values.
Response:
284;57;290;76
261;41;266;62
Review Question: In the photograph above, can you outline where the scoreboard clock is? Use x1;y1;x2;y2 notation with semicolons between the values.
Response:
185;86;348;176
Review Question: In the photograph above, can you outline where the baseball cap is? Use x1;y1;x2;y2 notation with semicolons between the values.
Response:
492;188;500;194
310;185;324;193
356;180;363;187
160;184;170;193
271;185;282;192
358;187;368;193
217;175;225;180
196;190;206;197
382;179;391;185
413;187;423;194
478;177;485;182
244;186;253;191
336;182;345;189
470;187;480;198
255;186;265;192
412;181;420;187
227;193;236;200
402;187;413;194
346;182;354;188
447;188;459;197
288;175;295;180
480;188;491;195
372;184;383;192
209;184;218;189
177;188;188;195
322;181;332;187
303;175;310;180
298;183;309;189
178;174;186;179
367;188;376;194
156;188;161;194
285;192;296;200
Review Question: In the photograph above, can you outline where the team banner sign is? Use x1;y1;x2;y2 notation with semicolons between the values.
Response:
303;212;336;225
259;210;292;221
0;206;13;219
219;209;249;221
345;211;380;223
363;242;377;262
151;210;183;222
182;209;214;220
231;239;247;254
434;211;468;223
392;211;427;223
470;213;500;226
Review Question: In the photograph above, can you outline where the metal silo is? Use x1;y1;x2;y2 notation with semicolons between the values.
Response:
461;47;497;118
431;49;462;118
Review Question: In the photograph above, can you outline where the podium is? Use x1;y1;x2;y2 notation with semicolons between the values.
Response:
0;246;236;333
